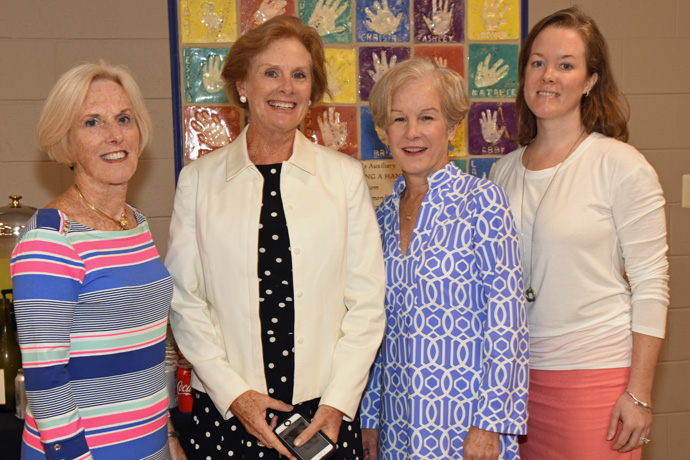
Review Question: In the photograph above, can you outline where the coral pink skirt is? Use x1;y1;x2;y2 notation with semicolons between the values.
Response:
520;368;643;460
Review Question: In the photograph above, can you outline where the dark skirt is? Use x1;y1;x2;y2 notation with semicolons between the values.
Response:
188;391;364;459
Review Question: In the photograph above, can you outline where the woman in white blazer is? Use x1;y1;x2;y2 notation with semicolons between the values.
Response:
165;15;385;460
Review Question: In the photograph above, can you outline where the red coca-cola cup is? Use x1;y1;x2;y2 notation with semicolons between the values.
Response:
177;359;193;413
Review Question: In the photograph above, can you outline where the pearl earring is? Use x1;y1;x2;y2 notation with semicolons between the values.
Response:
309;100;312;106
239;95;247;103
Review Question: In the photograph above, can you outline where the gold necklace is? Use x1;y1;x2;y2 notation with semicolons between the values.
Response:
400;188;427;221
521;130;586;302
74;184;128;231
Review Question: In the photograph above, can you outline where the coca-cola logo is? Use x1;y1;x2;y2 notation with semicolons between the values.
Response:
177;380;192;396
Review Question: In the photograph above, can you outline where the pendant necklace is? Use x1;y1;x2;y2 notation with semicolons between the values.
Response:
521;130;585;302
400;187;427;221
74;184;128;231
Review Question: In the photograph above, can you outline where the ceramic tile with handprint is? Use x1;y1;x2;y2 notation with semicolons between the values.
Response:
181;0;237;43
356;0;410;42
184;106;241;161
299;0;352;44
184;48;230;103
467;102;517;155
413;45;464;75
360;106;392;160
414;0;463;43
358;46;410;101
304;106;358;158
324;48;357;103
469;157;499;180
240;0;295;34
468;43;518;99
468;0;520;40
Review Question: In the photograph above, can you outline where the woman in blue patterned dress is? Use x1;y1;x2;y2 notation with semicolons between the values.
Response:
361;58;529;460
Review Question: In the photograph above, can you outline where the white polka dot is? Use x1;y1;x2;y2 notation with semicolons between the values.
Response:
221;436;225;441
207;455;212;460
259;453;264;458
206;431;211;437
348;425;352;431
286;297;293;301
217;445;222;450
228;450;234;456
272;234;279;240
269;412;275;418
231;425;237;431
259;297;265;302
259;247;266;253
279;302;285;307
268;388;274;394
265;270;271;276
276;258;282;263
282;350;289;356
270;168;277;174
282;280;289;285
271;191;277;196
267;330;274;335
205;407;210;413
281;376;287;382
271;212;278;217
266;289;273;295
247;441;253;447
268;363;275;368
259;223;263;229
215;421;220;426
270;337;276;343
195;444;200;450
272;317;278;323
191;438;196;444
343;442;348;447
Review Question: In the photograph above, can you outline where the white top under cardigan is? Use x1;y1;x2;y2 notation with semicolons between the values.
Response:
491;132;668;370
165;126;386;419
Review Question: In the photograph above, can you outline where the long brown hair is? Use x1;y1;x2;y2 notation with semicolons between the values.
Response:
516;7;629;145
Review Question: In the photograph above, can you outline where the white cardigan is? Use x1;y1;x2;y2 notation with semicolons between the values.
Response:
166;127;386;420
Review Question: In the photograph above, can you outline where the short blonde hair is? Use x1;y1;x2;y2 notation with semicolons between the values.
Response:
37;61;152;165
369;58;469;137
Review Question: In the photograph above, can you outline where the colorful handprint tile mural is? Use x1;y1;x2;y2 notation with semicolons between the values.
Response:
173;0;525;193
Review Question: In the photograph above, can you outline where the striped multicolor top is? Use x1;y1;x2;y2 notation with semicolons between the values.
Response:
10;208;173;460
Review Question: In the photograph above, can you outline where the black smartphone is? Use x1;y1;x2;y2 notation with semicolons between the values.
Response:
273;413;336;460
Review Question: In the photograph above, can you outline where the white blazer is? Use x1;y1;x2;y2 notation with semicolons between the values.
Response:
166;126;386;420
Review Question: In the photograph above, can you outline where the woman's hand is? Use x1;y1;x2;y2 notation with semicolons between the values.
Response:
607;391;652;452
463;426;500;460
169;435;187;460
229;390;295;458
167;418;188;460
362;428;379;460
294;405;343;447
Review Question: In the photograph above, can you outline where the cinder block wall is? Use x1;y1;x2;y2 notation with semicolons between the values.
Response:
0;1;687;458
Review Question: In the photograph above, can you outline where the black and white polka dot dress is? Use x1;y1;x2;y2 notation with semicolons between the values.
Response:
188;163;363;460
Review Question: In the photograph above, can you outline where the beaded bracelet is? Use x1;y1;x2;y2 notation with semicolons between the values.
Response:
626;389;652;410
